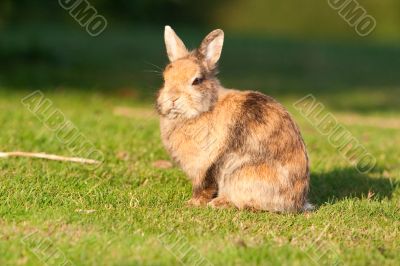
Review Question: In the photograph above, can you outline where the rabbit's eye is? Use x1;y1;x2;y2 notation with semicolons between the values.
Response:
192;77;204;86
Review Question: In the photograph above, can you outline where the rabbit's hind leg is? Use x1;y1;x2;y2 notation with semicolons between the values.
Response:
219;164;290;212
207;196;232;209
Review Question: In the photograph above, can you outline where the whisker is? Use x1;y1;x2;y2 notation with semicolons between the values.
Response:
145;61;164;71
144;70;162;74
143;70;163;77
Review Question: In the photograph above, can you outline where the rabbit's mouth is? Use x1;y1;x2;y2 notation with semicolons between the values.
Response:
164;108;181;119
160;105;202;120
157;92;205;120
156;94;180;119
156;99;181;119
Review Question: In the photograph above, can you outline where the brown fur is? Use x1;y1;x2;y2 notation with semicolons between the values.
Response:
157;26;311;213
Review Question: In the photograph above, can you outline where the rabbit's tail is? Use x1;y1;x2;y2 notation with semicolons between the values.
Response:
303;201;314;212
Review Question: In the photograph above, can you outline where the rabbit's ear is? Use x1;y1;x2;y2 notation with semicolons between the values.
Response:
199;29;224;69
164;26;188;62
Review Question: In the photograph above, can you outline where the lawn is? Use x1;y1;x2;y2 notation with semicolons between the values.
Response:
0;26;399;265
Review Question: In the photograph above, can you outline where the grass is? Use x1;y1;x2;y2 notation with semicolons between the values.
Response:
0;26;400;265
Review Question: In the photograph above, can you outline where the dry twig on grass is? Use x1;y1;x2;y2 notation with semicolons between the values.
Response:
0;151;100;165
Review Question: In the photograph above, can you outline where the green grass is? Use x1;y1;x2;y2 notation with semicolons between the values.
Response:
0;26;400;265
1;89;399;265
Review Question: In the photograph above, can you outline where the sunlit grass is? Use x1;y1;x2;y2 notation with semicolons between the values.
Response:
0;89;399;265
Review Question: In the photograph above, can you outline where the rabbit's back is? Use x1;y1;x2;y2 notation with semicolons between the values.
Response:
213;90;309;212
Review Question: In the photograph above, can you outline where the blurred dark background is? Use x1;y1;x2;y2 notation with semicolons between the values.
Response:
0;0;399;112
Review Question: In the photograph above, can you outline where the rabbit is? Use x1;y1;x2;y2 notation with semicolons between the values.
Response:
156;26;312;213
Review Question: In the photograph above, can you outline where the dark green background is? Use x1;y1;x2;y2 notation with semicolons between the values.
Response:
1;0;399;112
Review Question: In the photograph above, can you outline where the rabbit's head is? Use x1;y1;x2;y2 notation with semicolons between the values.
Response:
157;26;224;119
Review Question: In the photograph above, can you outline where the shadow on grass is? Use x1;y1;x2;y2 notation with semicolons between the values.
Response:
309;167;397;206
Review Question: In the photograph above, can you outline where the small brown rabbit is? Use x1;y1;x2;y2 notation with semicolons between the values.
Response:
157;26;312;213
